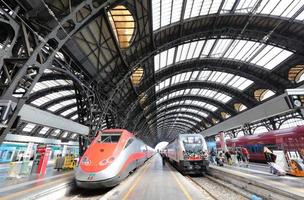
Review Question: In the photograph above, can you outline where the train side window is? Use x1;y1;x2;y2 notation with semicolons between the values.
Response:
124;138;134;149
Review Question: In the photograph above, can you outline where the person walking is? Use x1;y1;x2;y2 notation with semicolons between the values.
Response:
241;147;250;167
210;148;216;164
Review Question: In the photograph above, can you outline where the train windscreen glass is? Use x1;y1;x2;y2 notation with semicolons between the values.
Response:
99;132;121;143
183;136;203;154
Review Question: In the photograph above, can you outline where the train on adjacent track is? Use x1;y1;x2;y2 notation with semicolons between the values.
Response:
219;126;304;163
75;129;154;188
163;134;209;174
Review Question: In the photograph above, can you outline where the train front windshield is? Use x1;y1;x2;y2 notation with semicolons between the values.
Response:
98;132;121;143
182;136;203;154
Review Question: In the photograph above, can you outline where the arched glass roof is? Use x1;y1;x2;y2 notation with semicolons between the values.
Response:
159;99;218;112
152;0;304;31
154;39;293;72
158;107;209;118
156;88;232;104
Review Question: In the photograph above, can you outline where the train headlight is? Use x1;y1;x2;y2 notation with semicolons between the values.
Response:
108;157;115;163
81;156;91;165
99;159;107;166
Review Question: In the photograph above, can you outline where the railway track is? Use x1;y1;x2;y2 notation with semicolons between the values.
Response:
186;175;250;200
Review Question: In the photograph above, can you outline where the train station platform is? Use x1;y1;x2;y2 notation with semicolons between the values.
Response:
102;154;212;200
0;167;74;200
209;163;304;199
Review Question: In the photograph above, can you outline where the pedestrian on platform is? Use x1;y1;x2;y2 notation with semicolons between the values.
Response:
210;148;216;164
236;148;242;165
241;147;249;167
264;146;276;163
54;154;64;171
225;151;232;165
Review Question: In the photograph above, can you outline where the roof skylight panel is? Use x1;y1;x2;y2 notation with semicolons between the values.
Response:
258;0;304;18
186;42;199;60
23;123;36;132
200;0;221;16
31;97;50;106
152;0;182;31
190;71;200;80
152;0;160;30
61;107;77;116
211;39;233;57
201;39;215;57
221;0;236;13
228;76;253;90
264;50;293;70
161;0;173;27
197;70;211;80
179;43;190;61
171;0;183;23
251;46;292;70
39;127;50;135
236;0;258;13
214;93;232;103
71;114;78;120
205;104;217;111
190;88;200;95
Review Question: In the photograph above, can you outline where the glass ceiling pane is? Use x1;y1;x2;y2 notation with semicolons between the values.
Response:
31;90;75;106
152;0;304;32
32;80;72;93
156;70;253;94
154;39;293;73
60;107;77;117
39;127;50;135
152;0;183;31
23;123;36;132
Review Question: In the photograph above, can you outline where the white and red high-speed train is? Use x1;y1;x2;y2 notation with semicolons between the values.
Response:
75;129;154;188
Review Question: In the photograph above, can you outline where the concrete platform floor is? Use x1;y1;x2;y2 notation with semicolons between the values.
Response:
103;154;211;200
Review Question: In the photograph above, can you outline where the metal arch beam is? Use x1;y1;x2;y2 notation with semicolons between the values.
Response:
157;124;190;131
151;104;220;121
156;121;193;130
153;15;304;54
153;110;212;125
150;81;257;108
155;116;199;127
40;94;76;109
151;95;236;116
155;111;204;124
139;59;291;94
27;85;74;102
150;116;198;127
39;73;70;82
133;95;235;131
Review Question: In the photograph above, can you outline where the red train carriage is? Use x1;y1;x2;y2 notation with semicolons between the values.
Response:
75;129;154;188
217;126;304;163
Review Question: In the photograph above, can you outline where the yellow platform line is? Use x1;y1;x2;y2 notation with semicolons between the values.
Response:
170;170;193;200
122;160;152;200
